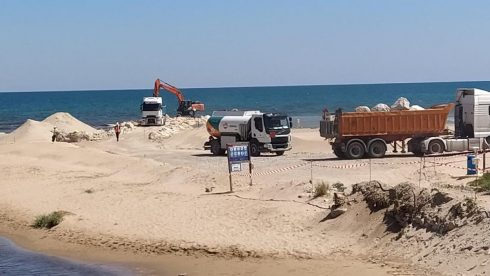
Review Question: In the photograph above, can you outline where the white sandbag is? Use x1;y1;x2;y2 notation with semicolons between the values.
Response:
355;106;371;112
409;105;425;111
391;97;410;110
371;103;391;112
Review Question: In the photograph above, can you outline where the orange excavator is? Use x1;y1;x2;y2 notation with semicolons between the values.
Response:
153;79;205;117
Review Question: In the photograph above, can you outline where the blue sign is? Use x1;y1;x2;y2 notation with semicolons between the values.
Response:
228;145;250;163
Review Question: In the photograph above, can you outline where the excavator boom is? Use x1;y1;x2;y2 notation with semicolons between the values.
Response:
153;79;185;102
153;79;204;117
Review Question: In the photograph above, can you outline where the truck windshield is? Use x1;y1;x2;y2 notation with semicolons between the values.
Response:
264;115;290;133
142;103;161;111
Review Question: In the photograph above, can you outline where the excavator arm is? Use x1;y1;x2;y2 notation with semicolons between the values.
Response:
153;78;204;116
153;79;184;103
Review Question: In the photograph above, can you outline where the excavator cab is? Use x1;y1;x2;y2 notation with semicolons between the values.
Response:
177;100;204;117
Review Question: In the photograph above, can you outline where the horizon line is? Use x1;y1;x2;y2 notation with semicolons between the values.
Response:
1;79;490;93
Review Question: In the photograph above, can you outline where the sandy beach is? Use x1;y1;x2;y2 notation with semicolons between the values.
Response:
1;113;489;275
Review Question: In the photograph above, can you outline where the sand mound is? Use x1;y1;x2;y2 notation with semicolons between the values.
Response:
2;113;97;143
43;112;96;133
4;119;55;143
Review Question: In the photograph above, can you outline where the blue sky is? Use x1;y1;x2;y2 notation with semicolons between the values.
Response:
1;0;489;92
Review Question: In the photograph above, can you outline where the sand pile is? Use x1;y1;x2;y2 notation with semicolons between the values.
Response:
4;119;56;142
43;113;96;133
2;112;97;143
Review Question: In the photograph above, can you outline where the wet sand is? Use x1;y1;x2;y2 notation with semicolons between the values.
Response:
0;224;401;276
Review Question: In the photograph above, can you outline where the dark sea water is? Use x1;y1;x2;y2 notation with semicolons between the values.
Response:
0;237;132;275
1;81;490;132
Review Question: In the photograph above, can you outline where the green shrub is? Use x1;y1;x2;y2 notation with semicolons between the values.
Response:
468;172;490;192
32;211;65;229
313;182;330;198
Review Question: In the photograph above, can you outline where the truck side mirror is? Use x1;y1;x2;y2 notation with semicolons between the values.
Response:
140;104;143;111
289;117;293;128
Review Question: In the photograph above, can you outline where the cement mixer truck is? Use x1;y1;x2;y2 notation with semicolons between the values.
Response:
204;110;293;156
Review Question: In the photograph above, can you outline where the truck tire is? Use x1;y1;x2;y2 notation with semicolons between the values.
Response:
427;140;444;154
210;140;221;156
346;141;365;159
332;146;345;159
250;142;260;157
368;140;386;158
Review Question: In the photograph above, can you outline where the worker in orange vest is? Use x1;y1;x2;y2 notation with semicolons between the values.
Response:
114;122;121;142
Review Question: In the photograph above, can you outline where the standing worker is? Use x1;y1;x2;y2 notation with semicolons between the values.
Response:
114;122;121;142
51;126;58;142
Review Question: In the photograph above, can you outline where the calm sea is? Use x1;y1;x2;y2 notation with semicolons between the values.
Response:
0;237;132;275
1;81;490;132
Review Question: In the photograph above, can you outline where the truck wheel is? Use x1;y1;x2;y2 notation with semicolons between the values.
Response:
368;140;386;158
346;141;365;159
427;140;444;154
210;140;221;156
250;142;260;157
332;146;345;159
275;151;285;156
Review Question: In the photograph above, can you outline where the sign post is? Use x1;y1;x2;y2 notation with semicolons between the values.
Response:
226;142;252;192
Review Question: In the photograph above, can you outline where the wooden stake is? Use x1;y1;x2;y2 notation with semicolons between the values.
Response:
229;173;233;192
310;161;313;184
418;156;423;188
369;158;372;182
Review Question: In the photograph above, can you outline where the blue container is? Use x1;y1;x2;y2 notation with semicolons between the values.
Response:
467;154;477;175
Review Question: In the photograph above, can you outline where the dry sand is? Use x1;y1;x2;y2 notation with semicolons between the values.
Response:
1;113;489;275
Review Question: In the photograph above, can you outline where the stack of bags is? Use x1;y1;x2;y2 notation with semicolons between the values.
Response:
355;97;425;112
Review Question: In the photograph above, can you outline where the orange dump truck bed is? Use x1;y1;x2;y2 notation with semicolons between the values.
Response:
321;103;454;141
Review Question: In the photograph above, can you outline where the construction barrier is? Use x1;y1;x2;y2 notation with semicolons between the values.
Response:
227;151;489;179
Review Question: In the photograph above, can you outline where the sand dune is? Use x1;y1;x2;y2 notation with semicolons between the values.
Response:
43;112;96;133
3;119;55;143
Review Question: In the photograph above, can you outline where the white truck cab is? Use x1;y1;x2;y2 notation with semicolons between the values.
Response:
455;88;490;138
141;97;165;126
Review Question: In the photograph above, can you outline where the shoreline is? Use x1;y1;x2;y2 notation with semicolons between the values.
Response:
0;212;410;276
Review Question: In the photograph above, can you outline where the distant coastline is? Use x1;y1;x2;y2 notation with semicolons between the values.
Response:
1;81;481;133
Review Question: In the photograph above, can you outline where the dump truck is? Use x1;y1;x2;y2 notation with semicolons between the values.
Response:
320;88;490;159
204;110;292;156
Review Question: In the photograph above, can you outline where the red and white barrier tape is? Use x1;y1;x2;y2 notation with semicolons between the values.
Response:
235;162;309;177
